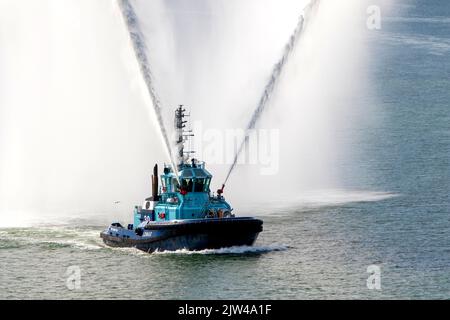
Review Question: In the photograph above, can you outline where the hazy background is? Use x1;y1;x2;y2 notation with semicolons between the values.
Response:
0;0;395;226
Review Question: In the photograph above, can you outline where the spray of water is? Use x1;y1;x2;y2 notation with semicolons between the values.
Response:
0;0;390;222
223;0;319;185
117;0;178;176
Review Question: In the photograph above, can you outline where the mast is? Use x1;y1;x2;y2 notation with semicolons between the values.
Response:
175;105;194;169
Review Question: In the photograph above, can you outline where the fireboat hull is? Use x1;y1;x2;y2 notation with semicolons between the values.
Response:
100;217;263;253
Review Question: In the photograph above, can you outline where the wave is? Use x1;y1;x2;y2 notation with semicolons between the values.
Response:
380;32;450;56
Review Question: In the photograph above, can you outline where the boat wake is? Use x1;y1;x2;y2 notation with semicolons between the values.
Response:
153;244;289;255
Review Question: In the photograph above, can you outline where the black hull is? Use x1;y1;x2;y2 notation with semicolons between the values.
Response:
101;217;263;253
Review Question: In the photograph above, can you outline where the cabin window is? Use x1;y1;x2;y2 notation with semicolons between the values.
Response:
194;178;205;192
163;177;179;192
181;178;193;192
204;178;211;192
163;177;170;189
172;177;179;192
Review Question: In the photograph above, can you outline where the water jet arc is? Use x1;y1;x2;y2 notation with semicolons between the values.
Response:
117;0;179;176
223;0;319;185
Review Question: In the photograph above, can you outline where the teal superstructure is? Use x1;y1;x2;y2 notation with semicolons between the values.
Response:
134;161;232;226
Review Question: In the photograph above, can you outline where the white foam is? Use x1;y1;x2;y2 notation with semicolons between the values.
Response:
109;246;150;256
238;189;399;214
289;189;398;206
153;244;289;255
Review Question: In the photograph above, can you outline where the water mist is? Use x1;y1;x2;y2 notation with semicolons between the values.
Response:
0;0;395;225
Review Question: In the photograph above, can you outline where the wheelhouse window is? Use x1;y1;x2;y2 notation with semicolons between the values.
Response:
162;177;179;192
163;177;170;192
204;178;211;192
194;178;205;192
172;177;179;192
181;178;194;192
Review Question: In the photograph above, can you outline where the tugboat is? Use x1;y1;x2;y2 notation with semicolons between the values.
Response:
100;106;263;253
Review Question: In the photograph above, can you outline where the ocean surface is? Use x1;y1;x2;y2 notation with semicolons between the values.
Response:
0;0;449;299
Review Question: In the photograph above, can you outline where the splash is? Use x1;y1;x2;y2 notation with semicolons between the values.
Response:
0;226;103;250
237;190;400;215
153;244;289;255
117;0;179;176
223;1;319;185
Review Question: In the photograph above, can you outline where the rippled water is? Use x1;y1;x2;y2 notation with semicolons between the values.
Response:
0;0;449;299
0;189;447;299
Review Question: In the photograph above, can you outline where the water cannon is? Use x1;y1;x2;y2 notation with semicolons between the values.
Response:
152;164;159;201
217;184;225;196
